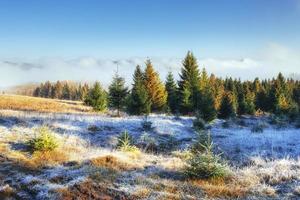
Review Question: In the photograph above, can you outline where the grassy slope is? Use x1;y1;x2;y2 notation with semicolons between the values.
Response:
0;94;92;113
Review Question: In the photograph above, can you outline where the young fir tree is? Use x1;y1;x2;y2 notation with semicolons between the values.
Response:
85;82;107;111
165;71;178;113
178;51;201;114
108;73;129;116
127;65;151;115
144;60;167;111
218;92;237;119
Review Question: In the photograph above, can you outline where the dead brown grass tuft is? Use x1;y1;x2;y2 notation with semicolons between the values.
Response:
191;178;248;198
8;150;68;170
90;155;135;171
0;94;92;113
132;187;151;199
57;179;136;200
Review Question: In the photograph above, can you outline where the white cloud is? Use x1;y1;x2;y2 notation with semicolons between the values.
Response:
0;43;299;88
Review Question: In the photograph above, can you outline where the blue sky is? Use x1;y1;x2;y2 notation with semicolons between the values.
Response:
0;0;300;87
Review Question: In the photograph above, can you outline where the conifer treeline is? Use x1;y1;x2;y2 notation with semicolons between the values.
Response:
33;81;89;101
33;52;300;121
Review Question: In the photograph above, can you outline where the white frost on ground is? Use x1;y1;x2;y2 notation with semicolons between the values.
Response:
0;110;300;199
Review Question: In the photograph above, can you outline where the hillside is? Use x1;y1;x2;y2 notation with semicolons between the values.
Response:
0;94;92;113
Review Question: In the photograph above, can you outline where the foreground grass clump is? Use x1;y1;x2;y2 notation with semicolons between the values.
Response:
186;134;229;180
27;126;58;152
90;155;135;171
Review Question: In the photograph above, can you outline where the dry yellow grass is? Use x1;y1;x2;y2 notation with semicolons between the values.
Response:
6;150;68;170
0;94;92;113
90;155;137;171
191;178;248;199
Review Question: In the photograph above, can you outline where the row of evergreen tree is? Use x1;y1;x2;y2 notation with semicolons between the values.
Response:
33;52;300;121
33;81;89;101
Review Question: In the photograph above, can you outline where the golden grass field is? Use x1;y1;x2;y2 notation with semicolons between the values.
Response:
0;94;92;113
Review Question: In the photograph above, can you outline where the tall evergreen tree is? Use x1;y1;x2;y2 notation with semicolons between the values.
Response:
108;73;129;116
218;92;237;119
197;68;217;122
33;86;41;97
52;81;63;99
62;83;71;100
269;73;293;114
127;65;151;115
144;60;167;111
244;83;256;115
80;83;89;101
255;86;269;111
236;81;247;115
198;85;217;122
85;82;107;111
165;71;178;113
178;51;201;114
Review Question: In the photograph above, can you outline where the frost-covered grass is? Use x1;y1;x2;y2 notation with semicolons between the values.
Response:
0;110;300;199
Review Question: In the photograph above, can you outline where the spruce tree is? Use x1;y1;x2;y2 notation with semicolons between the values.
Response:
144;60;167;111
33;86;41;97
62;83;71;100
80;83;89;101
197;68;217;122
165;71;178;113
52;81;63;99
127;65;151;115
236;81;247;115
178;51;201;114
108;73;129;116
269;73;293;114
244;83;256;115
218;92;237;119
198;86;217;122
85;82;107;111
255;86;269;111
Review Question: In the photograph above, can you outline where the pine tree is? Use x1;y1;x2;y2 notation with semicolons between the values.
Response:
197;68;216;122
199;68;209;90
198;86;217;122
108;73;129;116
244;83;256;115
52;81;63;99
255;86;269;111
178;51;201;114
85;82;107;111
80;83;89;101
236;81;247;115
127;65;151;115
269;73;293;114
33;86;41;97
43;81;52;98
62;83;71;100
165;72;178;113
218;92;237;119
144;60;167;111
